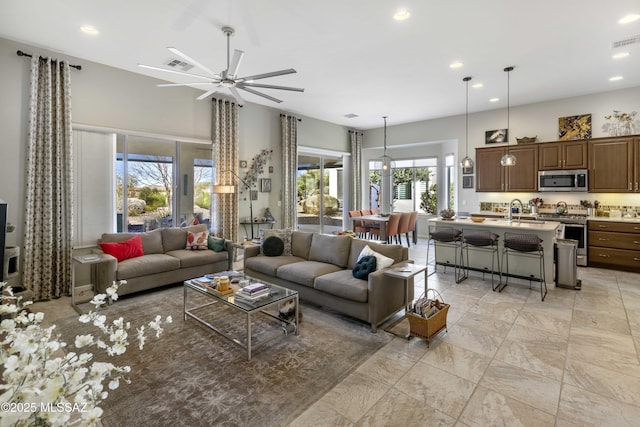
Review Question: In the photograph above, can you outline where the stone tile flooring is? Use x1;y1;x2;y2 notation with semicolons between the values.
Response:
29;238;640;426
290;239;640;427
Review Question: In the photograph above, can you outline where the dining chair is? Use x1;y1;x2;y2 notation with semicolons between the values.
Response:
397;212;412;247
407;211;418;246
348;210;368;238
385;213;401;244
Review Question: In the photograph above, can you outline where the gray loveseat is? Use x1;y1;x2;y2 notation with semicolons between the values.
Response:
244;231;414;332
95;224;232;296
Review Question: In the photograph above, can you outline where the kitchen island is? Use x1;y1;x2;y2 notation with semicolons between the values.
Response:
428;218;561;289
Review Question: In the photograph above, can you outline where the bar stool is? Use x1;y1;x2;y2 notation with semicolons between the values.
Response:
426;225;465;283
500;232;547;301
461;229;501;289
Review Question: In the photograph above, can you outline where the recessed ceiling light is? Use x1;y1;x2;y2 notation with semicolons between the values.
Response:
489;98;499;102
393;9;411;21
449;62;463;69
609;75;624;81
472;83;484;89
618;14;640;24
80;25;99;35
612;51;630;59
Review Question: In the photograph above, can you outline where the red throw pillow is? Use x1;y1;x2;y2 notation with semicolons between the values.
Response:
99;235;144;262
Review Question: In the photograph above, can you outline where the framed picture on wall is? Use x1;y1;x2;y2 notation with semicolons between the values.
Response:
462;166;474;175
250;190;258;201
485;129;508;144
462;176;474;189
260;178;272;192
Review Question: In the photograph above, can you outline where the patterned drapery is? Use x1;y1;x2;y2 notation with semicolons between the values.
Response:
212;98;239;240
23;56;73;300
281;114;298;229
350;130;363;210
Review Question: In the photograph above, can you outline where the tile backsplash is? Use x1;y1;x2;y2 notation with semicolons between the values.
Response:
479;202;639;217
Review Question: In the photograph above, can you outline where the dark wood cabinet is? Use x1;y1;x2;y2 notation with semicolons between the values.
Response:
475;145;538;192
538;140;587;170
588;137;635;192
588;220;640;271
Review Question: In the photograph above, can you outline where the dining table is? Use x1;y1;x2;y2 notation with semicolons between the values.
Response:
352;214;418;244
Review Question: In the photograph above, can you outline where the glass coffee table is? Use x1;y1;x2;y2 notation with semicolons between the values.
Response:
183;276;299;360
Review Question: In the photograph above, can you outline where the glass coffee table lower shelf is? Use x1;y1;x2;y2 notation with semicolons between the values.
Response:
183;277;299;360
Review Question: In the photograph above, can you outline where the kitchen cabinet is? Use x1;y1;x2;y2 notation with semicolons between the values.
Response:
475;145;538;192
538;140;588;170
588;137;638;192
588;220;640;272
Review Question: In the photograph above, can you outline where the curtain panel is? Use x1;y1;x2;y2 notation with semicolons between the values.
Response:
350;130;363;210
212;98;239;240
23;57;73;300
280;115;298;229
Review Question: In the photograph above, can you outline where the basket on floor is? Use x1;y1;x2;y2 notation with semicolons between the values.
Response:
407;288;449;346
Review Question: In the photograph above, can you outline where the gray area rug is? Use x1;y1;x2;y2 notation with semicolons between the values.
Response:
55;285;391;427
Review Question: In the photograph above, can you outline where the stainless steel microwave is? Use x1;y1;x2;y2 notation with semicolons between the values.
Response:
538;169;588;192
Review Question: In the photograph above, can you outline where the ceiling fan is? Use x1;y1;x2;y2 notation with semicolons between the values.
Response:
138;26;304;105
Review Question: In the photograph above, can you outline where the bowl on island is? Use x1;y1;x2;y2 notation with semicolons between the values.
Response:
471;217;485;223
440;209;455;220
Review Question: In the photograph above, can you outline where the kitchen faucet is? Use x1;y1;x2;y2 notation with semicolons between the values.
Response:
508;198;524;223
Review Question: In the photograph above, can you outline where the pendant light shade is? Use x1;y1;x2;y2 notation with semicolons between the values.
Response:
460;76;474;169
500;66;517;167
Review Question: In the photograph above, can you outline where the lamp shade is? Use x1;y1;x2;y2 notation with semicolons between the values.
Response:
500;66;516;167
212;184;235;194
460;76;474;169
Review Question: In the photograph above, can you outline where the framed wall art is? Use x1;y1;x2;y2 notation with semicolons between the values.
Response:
559;114;591;140
462;166;474;175
485;129;508;144
260;178;271;192
462;176;474;189
239;160;248;168
250;190;258;201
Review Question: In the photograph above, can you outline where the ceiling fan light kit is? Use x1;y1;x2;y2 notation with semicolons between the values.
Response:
500;66;517;167
139;26;304;105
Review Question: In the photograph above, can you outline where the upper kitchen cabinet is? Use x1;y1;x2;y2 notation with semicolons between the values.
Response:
588;137;635;192
538;140;588;170
475;145;538;192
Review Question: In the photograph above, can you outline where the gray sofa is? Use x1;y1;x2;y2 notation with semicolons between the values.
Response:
95;224;232;296
244;231;414;332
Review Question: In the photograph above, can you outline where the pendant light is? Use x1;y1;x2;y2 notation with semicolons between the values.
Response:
373;116;395;212
460;76;474;169
500;66;517;166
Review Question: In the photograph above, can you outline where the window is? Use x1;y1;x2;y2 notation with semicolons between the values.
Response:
445;154;455;210
369;158;438;214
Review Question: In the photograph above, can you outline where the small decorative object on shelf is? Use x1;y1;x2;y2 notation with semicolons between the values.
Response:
604;110;637;136
440;209;455;220
264;207;275;222
516;136;537;144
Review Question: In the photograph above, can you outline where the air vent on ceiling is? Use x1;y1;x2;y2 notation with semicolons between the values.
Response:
344;113;359;119
166;59;194;71
612;35;640;48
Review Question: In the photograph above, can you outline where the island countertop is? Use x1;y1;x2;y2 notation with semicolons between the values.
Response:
428;217;561;232
427;217;559;289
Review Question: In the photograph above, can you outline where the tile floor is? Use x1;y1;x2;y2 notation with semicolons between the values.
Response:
290;239;640;427
29;239;640;426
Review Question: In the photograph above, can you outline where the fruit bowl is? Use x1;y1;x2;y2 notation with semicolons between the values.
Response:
471;217;485;223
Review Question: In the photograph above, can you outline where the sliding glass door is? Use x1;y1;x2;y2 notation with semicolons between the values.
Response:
297;152;344;234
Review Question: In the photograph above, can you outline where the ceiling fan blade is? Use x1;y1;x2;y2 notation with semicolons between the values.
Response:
239;86;283;103
196;86;220;101
229;87;245;105
138;64;212;80
239;82;304;92
157;82;216;87
239;68;297;82
228;49;245;77
167;47;219;77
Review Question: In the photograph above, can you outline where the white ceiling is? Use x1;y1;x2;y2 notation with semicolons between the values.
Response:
2;0;639;130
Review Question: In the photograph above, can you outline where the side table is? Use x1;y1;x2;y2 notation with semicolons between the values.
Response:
383;263;427;338
71;253;112;314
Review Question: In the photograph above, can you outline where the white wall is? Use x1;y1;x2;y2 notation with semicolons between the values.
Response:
0;36;351;280
362;86;640;214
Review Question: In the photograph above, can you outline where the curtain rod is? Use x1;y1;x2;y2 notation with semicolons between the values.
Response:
17;50;82;70
280;113;301;122
348;130;364;135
